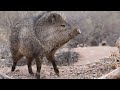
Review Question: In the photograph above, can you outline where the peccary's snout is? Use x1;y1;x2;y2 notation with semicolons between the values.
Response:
77;29;81;34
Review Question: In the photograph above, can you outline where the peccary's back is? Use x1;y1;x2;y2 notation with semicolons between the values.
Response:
10;12;45;41
10;15;40;56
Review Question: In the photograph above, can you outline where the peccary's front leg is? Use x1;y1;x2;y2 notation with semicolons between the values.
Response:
51;58;59;76
46;49;59;76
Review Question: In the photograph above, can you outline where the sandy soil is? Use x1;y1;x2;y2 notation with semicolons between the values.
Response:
0;46;119;79
73;46;118;65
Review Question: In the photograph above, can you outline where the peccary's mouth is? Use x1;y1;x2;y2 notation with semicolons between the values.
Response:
69;34;74;39
68;33;76;39
77;29;81;34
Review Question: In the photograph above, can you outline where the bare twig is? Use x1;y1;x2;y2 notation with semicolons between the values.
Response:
98;67;120;79
0;73;14;79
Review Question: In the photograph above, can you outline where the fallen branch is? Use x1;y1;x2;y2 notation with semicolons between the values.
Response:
98;67;120;79
0;73;14;79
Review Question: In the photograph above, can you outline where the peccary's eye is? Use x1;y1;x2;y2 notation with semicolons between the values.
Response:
61;24;65;27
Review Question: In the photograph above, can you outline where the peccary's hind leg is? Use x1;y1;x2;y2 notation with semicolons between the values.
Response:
47;49;59;76
35;56;42;79
51;59;59;76
26;57;34;75
11;54;23;72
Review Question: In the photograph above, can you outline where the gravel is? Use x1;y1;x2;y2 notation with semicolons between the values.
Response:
0;57;119;79
0;46;120;79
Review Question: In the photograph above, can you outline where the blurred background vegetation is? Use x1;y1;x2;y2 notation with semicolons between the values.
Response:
1;11;120;48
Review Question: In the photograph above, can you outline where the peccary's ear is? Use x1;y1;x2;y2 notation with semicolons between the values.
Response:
48;14;57;24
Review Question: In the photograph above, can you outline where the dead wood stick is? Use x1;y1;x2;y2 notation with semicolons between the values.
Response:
0;73;14;79
98;67;120;79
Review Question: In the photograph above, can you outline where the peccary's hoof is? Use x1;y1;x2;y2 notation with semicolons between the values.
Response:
30;73;34;76
11;69;14;72
55;69;59;76
56;73;60;77
56;72;60;77
11;69;15;72
11;67;15;72
29;71;34;76
35;73;40;79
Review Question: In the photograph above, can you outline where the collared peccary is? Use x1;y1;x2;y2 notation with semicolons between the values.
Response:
9;11;81;79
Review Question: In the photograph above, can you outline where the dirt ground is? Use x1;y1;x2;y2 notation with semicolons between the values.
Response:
0;46;120;79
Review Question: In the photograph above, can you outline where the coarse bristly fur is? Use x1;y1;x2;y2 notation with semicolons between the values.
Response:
9;11;81;79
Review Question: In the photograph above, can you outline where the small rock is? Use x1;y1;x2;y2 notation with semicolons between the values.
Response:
111;64;117;69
